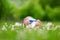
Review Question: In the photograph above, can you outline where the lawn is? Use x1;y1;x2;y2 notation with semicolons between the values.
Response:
0;22;60;40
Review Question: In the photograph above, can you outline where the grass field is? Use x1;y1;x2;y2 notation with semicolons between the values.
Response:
0;22;60;40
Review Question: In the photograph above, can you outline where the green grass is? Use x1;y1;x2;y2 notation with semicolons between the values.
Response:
0;22;60;40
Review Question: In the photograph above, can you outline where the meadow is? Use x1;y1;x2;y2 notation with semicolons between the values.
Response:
0;0;60;40
0;22;60;40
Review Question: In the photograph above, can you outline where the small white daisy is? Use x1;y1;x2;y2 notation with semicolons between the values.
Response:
46;22;53;27
11;25;15;31
14;22;22;26
54;25;60;30
46;22;53;30
2;25;7;31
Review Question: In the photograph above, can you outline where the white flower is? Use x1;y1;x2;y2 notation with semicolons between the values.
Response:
38;29;44;33
46;22;53;27
26;25;29;28
54;25;60;30
11;25;15;31
2;25;7;31
47;26;50;30
14;22;22;26
46;22;53;30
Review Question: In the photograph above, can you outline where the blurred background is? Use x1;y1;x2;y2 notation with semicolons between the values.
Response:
0;0;60;40
0;0;60;22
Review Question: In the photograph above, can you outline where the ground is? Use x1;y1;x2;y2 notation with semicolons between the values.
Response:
0;22;60;40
